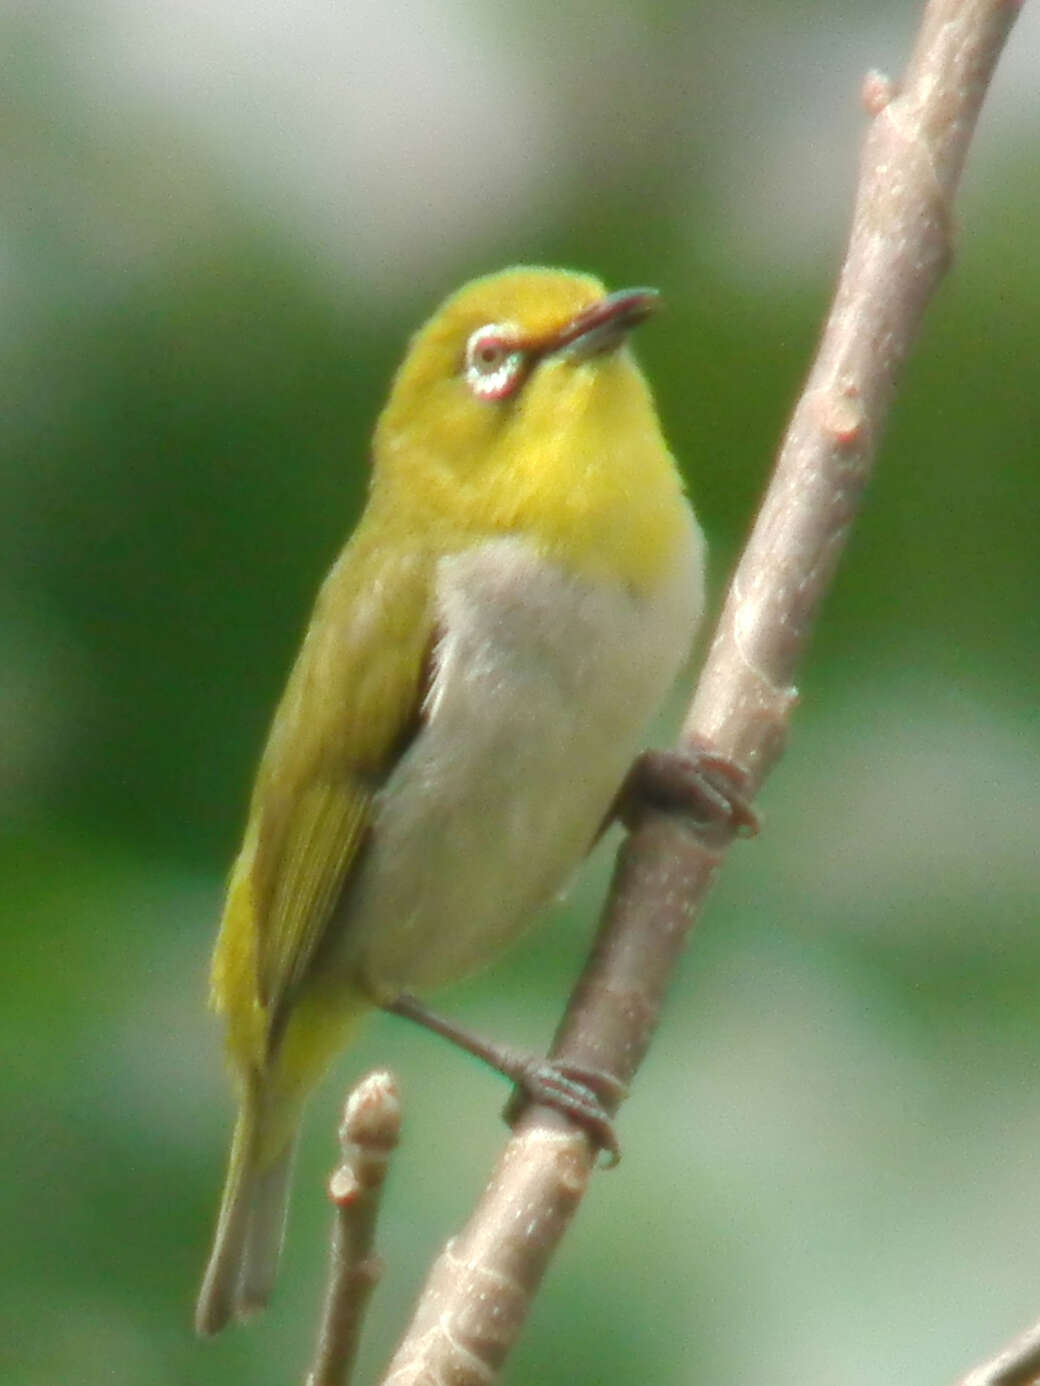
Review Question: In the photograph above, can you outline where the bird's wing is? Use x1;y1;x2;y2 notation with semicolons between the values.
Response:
211;538;434;1061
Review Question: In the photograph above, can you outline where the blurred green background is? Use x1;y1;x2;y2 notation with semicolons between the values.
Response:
3;2;1039;1383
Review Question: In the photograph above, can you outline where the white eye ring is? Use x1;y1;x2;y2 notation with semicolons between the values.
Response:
464;323;526;401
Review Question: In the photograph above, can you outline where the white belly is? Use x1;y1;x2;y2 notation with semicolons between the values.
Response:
337;525;703;996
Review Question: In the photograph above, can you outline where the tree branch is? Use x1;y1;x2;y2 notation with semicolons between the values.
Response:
377;2;1022;1381
306;1070;401;1386
958;1316;1040;1386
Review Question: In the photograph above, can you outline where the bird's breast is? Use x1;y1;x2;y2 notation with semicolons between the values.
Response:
334;518;704;996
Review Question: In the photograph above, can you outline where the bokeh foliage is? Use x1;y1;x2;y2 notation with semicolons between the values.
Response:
3;3;1039;1384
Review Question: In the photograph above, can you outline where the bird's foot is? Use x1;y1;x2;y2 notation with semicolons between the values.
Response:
501;1057;624;1163
615;741;760;845
384;993;623;1161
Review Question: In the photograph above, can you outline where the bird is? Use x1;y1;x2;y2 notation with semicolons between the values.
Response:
195;265;706;1335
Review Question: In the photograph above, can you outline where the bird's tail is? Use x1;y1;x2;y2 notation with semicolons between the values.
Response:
195;1094;296;1336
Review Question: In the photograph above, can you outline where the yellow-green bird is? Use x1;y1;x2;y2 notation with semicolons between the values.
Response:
196;266;705;1334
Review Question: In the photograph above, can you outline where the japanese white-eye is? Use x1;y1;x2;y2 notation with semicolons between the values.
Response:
196;266;704;1334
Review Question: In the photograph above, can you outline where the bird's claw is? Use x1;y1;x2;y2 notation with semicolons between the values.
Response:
617;742;759;844
504;1058;625;1165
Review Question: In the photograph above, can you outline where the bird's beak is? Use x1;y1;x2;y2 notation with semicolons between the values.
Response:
540;287;661;361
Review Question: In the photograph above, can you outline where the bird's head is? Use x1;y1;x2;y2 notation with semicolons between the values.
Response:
369;267;684;585
374;267;658;483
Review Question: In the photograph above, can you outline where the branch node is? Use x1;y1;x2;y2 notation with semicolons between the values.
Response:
862;68;897;115
817;384;867;451
329;1167;363;1206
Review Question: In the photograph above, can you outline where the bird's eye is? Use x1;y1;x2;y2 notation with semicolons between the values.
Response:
464;324;526;401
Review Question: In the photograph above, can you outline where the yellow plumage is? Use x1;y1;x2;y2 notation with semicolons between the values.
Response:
197;266;703;1333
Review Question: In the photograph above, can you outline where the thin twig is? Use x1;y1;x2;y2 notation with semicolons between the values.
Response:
306;1070;401;1386
377;2;1022;1382
959;1317;1040;1386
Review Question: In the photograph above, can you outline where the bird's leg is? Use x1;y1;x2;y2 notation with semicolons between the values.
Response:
383;992;624;1161
383;745;755;1161
612;739;760;845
